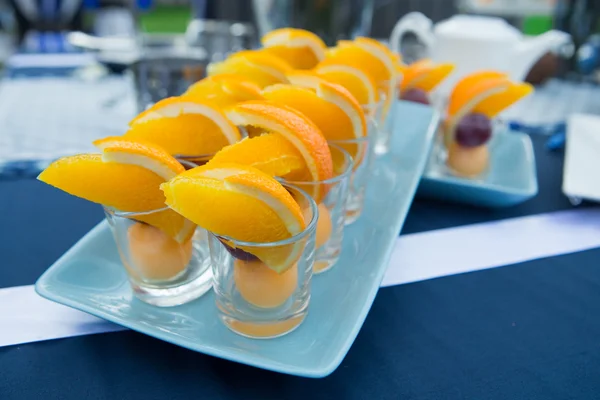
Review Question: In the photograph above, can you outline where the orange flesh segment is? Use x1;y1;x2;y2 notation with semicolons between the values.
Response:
207;134;305;177
402;60;455;93
471;83;534;118
38;154;194;242
225;101;333;184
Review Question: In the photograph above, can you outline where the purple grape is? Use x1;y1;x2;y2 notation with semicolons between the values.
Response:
401;88;430;105
454;113;492;147
219;239;259;262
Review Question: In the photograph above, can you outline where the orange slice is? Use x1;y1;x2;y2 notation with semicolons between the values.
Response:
261;28;327;70
262;80;366;166
207;50;291;88
323;39;397;113
38;139;195;242
314;64;378;105
263;80;366;141
447;74;512;119
225;101;333;184
182;74;264;108
207;133;305;177
471;82;534;118
445;72;533;146
401;59;455;94
161;163;306;272
125;97;241;157
447;71;508;115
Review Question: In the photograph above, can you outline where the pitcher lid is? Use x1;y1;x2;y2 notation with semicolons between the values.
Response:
435;15;521;41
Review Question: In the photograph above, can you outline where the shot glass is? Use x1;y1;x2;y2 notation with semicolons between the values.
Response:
371;79;400;155
208;183;318;339
329;125;376;225
104;207;212;307
281;144;352;274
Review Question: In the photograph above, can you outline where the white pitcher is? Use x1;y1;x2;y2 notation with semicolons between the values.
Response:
390;12;570;94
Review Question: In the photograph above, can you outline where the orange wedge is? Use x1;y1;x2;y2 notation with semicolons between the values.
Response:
263;80;366;141
125;97;241;157
207;134;305;177
314;64;378;105
471;82;534;118
261;28;327;70
445;72;533;146
161;163;306;272
447;74;512;119
182;74;264;108
225;100;333;182
38;139;195;243
322;39;397;113
263;79;366;166
207;50;291;88
401;59;455;94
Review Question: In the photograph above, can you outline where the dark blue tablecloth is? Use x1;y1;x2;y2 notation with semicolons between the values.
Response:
1;135;599;399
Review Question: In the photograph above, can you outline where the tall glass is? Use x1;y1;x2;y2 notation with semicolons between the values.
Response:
281;144;352;274
363;95;386;154
252;0;375;45
131;45;207;112
329;123;375;225
209;184;318;339
104;207;212;307
371;79;399;154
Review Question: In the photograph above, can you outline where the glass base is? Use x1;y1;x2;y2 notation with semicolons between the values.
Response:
344;207;363;225
345;190;365;225
220;310;307;339
313;248;341;275
129;232;213;307
131;266;213;307
374;128;391;155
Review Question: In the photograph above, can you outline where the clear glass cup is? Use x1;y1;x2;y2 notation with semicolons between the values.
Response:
208;183;318;339
363;95;386;154
131;43;208;112
329;123;376;225
104;207;213;307
372;79;400;155
252;0;375;45
281;144;352;274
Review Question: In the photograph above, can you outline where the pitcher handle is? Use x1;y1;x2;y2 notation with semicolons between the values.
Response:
390;12;435;57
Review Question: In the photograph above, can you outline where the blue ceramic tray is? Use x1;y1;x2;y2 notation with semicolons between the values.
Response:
35;101;439;378
418;130;538;208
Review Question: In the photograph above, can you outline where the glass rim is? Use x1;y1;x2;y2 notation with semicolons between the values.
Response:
279;143;353;186
361;96;386;113
328;134;371;145
176;153;217;160
103;206;171;218
211;183;319;248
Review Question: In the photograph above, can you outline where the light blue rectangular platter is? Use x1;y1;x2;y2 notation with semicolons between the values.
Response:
418;130;538;208
35;101;439;378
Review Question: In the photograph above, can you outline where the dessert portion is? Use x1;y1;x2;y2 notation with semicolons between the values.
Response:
399;59;455;105
443;71;533;177
38;138;196;280
161;163;307;307
205;100;341;251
